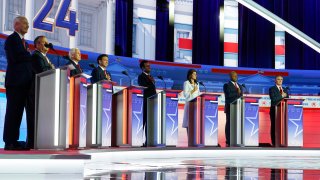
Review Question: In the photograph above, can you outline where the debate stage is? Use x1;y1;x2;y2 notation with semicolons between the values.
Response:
1;147;320;179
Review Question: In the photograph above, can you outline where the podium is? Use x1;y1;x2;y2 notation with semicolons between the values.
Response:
86;80;114;148
230;97;245;147
67;73;90;149
35;67;68;149
112;86;145;147
275;98;304;147
146;91;166;147
230;96;261;147
164;90;181;146
188;93;220;147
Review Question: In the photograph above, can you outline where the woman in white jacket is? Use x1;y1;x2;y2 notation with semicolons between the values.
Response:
182;69;200;134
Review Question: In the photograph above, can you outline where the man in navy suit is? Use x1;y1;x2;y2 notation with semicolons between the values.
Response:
32;36;55;74
91;54;112;84
269;75;289;146
3;16;33;150
138;60;157;147
66;48;82;77
223;71;243;147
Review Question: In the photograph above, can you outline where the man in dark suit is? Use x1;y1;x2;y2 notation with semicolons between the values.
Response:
3;16;33;150
91;54;112;84
138;60;157;147
269;75;289;146
223;71;243;147
32;36;55;74
66;48;82;77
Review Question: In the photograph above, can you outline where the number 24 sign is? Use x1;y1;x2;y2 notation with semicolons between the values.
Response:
33;0;79;36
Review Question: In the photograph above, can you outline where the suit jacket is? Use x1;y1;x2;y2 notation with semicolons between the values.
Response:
32;50;53;74
223;81;243;113
90;66;112;84
4;32;33;87
66;59;82;77
269;85;289;107
138;72;156;99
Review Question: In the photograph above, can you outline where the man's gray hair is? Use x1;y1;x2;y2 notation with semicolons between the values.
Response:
13;16;27;30
69;48;80;59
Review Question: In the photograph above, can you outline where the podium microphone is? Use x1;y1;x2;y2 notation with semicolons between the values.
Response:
241;84;248;94
122;70;132;86
199;81;206;93
44;43;62;67
157;75;166;89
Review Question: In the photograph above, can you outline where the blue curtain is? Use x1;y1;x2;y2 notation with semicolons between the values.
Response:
156;0;174;62
115;0;133;57
238;0;275;68
274;0;320;69
192;0;223;65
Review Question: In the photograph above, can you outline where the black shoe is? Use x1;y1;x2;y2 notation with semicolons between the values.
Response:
141;143;147;147
4;141;30;151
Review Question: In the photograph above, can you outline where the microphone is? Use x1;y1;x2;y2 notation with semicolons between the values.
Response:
157;75;166;89
89;63;96;69
122;70;131;86
199;81;206;93
241;83;248;94
45;43;54;50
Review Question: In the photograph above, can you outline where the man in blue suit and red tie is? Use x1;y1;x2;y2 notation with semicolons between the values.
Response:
269;75;289;147
3;16;33;150
91;54;112;84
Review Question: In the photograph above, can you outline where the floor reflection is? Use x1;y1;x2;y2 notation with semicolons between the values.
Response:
85;166;314;179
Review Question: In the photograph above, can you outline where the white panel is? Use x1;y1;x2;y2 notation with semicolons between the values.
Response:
174;14;193;25
137;8;156;20
224;33;238;42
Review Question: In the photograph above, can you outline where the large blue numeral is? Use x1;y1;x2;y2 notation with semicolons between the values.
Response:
33;0;54;32
56;0;79;36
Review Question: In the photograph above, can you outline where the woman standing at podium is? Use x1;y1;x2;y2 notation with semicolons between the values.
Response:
182;69;200;134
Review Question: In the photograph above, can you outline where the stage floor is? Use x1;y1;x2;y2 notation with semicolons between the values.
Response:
1;147;320;179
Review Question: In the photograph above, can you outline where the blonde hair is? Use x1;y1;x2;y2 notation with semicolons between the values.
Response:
69;48;80;59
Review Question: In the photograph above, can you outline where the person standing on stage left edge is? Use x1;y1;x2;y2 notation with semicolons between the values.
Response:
138;60;157;147
3;16;33;150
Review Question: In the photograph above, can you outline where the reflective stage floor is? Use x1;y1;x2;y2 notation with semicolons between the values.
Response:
1;147;320;179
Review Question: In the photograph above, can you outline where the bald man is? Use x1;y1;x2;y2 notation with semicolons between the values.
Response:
223;71;243;147
3;16;33;150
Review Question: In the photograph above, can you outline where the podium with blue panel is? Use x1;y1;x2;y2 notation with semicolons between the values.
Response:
275;98;304;147
112;86;145;147
188;93;220;147
86;80;114;148
68;73;90;149
35;67;69;150
147;91;166;147
230;96;261;147
164;90;181;147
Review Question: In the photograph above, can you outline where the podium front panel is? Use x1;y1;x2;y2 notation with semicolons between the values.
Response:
287;100;303;146
165;92;179;146
244;97;259;146
78;77;88;148
130;91;144;147
203;96;219;146
101;83;113;147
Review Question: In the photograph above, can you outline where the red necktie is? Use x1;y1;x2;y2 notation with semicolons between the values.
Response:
279;87;283;94
76;64;82;72
22;38;26;49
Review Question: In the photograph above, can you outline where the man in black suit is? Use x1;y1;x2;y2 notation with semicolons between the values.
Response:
223;71;243;147
3;16;33;150
138;60;157;147
32;36;55;74
91;54;112;84
66;48;82;77
269;75;289;146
